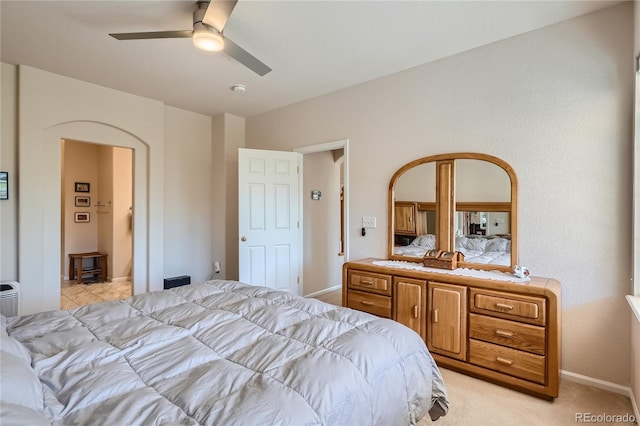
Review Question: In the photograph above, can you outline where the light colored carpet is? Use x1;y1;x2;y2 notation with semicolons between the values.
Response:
422;368;635;425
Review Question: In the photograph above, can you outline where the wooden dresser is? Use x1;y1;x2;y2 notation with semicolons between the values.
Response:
343;258;561;400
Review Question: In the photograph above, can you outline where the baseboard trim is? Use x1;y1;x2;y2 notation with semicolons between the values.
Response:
630;386;640;422
304;285;341;298
561;370;632;397
110;276;131;282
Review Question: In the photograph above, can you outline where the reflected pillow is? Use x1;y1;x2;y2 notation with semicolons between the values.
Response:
410;234;435;248
455;237;487;251
486;237;510;252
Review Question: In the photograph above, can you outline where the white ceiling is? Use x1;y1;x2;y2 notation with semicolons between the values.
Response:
0;0;622;118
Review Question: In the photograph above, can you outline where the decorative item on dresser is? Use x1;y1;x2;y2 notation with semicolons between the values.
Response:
344;152;561;400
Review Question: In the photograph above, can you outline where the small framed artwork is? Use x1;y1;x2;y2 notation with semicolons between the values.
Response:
75;196;90;207
75;182;90;193
74;212;90;223
0;172;7;200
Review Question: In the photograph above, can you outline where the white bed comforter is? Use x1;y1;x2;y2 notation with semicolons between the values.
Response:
6;280;448;425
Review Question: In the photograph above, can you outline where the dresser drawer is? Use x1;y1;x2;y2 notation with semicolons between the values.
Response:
347;290;392;318
470;289;546;326
347;270;392;296
469;313;545;355
469;339;546;384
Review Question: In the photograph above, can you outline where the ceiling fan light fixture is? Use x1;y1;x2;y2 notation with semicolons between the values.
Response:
192;23;224;52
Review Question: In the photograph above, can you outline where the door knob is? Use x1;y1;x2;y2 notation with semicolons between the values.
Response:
241;236;247;241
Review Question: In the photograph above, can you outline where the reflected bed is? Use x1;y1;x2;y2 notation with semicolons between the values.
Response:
394;234;511;266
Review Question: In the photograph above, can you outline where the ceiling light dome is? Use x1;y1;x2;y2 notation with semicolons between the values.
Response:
192;23;224;52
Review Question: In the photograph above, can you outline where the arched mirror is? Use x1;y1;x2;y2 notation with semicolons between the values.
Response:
388;153;518;272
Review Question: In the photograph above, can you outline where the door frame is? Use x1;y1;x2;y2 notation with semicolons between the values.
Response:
19;121;159;315
294;139;350;264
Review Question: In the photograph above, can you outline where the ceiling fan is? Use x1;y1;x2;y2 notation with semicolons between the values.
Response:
109;0;271;76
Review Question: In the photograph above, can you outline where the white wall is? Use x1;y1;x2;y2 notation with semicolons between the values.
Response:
111;146;133;280
96;144;113;277
212;113;245;280
302;151;343;295
246;4;634;386
0;64;18;281
15;65;164;313
163;106;213;283
0;64;213;314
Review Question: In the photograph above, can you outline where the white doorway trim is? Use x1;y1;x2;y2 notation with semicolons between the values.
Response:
294;139;350;262
19;121;161;314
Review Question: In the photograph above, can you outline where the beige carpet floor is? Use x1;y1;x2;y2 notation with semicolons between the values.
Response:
422;368;635;425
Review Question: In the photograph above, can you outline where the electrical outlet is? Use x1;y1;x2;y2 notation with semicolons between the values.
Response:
362;216;376;228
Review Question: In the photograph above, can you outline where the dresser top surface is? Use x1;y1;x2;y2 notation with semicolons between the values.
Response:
345;258;560;297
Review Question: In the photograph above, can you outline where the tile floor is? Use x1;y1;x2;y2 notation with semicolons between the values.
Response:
60;279;132;310
60;282;340;310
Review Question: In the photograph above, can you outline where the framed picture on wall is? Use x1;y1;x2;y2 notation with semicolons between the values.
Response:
75;196;90;207
75;182;90;193
0;172;7;200
74;212;90;223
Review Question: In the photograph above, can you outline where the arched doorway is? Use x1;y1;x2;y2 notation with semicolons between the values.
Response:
19;120;159;314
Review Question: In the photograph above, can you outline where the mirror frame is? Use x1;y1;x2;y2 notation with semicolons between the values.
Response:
388;152;518;272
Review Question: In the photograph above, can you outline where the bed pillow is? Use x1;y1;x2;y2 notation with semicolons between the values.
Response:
0;351;44;412
410;234;436;248
1;314;7;336
486;237;510;252
0;402;50;426
1;334;31;363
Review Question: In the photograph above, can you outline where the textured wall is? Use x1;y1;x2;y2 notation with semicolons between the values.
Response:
246;4;634;385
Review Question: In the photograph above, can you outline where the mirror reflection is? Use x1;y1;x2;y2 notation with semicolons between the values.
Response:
393;162;436;257
453;159;511;266
389;154;517;270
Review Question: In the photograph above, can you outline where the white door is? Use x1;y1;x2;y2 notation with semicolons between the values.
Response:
238;148;301;295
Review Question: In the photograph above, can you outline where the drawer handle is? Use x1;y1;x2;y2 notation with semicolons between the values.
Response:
413;305;419;319
432;309;439;323
359;279;374;286
361;300;374;306
495;356;514;366
495;303;514;311
494;329;514;338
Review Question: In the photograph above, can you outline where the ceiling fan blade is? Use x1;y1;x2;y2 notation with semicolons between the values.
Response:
110;30;193;40
203;0;238;32
223;36;272;76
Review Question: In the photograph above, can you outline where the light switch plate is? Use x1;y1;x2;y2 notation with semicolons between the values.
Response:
362;216;377;228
